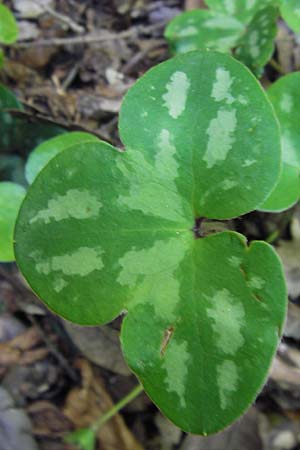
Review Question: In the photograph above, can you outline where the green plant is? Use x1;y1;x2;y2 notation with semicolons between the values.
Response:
165;0;300;75
259;72;300;212
0;3;18;45
13;51;287;435
0;114;99;261
0;3;19;68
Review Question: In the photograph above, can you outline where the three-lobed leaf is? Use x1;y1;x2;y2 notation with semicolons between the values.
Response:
14;51;287;434
260;72;300;212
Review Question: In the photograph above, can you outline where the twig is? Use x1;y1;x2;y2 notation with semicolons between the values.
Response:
122;39;166;74
32;0;85;33
6;109;114;144
15;22;167;48
269;58;285;74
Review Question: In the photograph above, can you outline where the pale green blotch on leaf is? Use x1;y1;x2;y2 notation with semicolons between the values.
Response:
14;52;287;434
204;0;274;23
0;4;19;44
119;51;281;219
260;72;300;212
165;10;244;54
0;182;25;262
166;5;278;75
25;131;100;184
234;6;278;73
280;0;300;32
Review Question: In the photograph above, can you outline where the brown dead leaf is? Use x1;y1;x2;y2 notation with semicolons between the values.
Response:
277;211;300;299
63;359;144;450
2;60;43;87
0;327;49;370
63;321;130;376
28;401;73;437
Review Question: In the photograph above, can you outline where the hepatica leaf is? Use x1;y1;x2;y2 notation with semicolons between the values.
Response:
119;51;281;219
14;52;287;434
280;0;300;32
260;72;300;212
165;10;244;54
166;2;278;74
0;4;19;44
234;6;278;73
0;182;25;262
204;0;273;23
25;132;100;184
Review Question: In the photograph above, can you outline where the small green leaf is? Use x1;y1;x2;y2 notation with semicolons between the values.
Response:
14;52;287;434
0;4;19;44
65;428;96;450
205;0;273;23
165;10;244;54
0;182;25;262
25;132;100;184
166;5;278;74
260;72;300;212
234;6;278;73
280;0;300;32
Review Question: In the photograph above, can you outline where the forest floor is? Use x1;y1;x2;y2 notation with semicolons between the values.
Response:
1;1;300;449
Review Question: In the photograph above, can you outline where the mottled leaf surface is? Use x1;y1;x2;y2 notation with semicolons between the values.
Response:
14;143;286;434
204;0;273;23
0;182;25;262
121;232;286;434
14;52;286;434
0;4;18;44
234;7;278;73
260;72;300;212
166;5;278;73
165;10;244;54
119;51;281;219
280;0;300;32
25;132;100;184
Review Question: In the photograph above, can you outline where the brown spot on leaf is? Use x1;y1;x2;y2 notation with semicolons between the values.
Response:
160;326;174;357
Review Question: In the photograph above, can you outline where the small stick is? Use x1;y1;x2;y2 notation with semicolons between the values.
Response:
16;22;167;48
32;0;85;33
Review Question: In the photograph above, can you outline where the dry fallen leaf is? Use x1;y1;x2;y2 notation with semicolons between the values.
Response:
63;321;130;376
277;211;300;299
63;359;144;450
0;327;49;370
28;401;73;438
